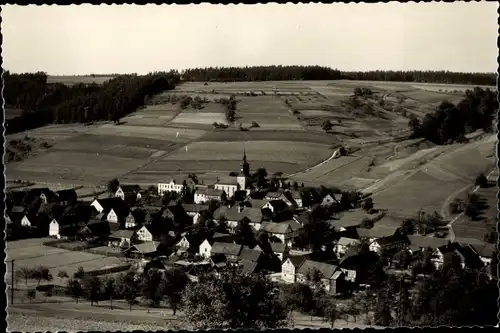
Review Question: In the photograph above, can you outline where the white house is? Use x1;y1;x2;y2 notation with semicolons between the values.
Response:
335;237;360;256
199;239;213;258
281;256;306;283
125;212;138;229
194;188;225;204
176;236;190;252
136;225;154;242
193;212;202;225
288;190;303;208
321;194;338;207
339;267;357;282
214;178;239;198
107;209;120;224
158;179;184;195
260;220;302;246
115;186;142;201
21;215;33;227
90;199;105;213
49;219;61;237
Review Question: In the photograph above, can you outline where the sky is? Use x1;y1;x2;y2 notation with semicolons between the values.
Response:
2;3;498;75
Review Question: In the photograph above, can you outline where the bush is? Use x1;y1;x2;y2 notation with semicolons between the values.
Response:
475;173;488;188
36;284;54;292
251;121;260;128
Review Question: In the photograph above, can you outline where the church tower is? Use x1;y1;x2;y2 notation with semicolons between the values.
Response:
237;149;250;191
240;149;250;177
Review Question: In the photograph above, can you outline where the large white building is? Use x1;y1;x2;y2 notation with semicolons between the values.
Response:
158;179;185;195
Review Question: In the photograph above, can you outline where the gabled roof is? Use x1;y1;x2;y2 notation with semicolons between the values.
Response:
266;200;289;212
407;235;450;250
375;234;407;246
11;206;26;214
265;192;285;199
225;206;263;223
260;222;291;234
238;247;263;262
118;185;141;193
270;242;287;253
286;255;308;268
211;242;242;256
181;204;209;213
198;188;225;197
130;241;159;254
246;199;270;209
287;190;302;200
95;198;129;214
110;229;135;239
238;259;259;274
215;176;239;186
337;237;360;247
293;213;309;226
297;260;338;279
86;220;111;235
469;242;495;259
356;224;400;239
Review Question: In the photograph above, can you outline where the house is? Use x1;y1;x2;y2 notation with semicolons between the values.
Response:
468;242;495;266
262;200;289;214
356;224;401;243
270;242;289;261
108;229;136;248
238;247;263;263
115;185;142;201
194;188;226;204
433;243;483;269
90;197;126;214
264;192;293;206
136;225;154;242
296;260;345;295
176;236;191;253
369;234;408;255
281;255;309;283
181;204;209;217
198;234;237;258
49;216;86;239
158;178;195;195
260;220;302;246
78;219;112;240
192;210;210;225
214;177;240;198
126;241;159;259
285;190;303;208
334;237;360;257
406;234;450;254
238;259;261;275
56;189;78;207
216;205;263;231
20;214;35;228
107;207;130;225
27;188;57;204
321;194;338;207
210;242;243;262
162;204;190;226
245;198;270;210
125;210;141;229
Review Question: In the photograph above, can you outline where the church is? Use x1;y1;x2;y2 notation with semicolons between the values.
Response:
214;150;252;198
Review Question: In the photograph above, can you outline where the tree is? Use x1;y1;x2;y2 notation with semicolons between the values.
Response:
108;178;120;194
449;198;464;214
26;289;36;303
74;266;85;279
234;218;257;248
181;267;289;329
31;266;52;285
66;279;84;304
207;199;220;214
400;218;415;235
392;249;412;269
283;283;315;314
103;276;118;310
163;268;189;315
464;193;481;220
322;120;332;133
16;266;32;285
82;275;103;306
344;299;361;323
121;272;139;311
322;297;340;328
475;173;488;188
140;268;164;310
57;270;69;279
374;294;393;326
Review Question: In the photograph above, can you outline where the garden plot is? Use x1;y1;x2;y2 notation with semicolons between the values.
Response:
400;90;463;105
53;133;176;151
165;141;331;166
171;112;228;126
313;156;373;186
49;140;157;160
86;124;206;142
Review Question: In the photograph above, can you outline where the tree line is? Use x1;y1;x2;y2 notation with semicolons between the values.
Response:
408;87;498;144
4;71;181;134
180;66;496;86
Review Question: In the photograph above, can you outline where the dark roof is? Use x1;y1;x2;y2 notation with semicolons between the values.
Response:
265;192;285;199
469;242;495;258
96;198;129;214
86;220;111;235
59;223;86;236
238;247;263;262
211;242;242;256
224;206;263;223
119;185;141;193
11;206;25;214
260;222;291;234
246;199;270;208
238;259;259;274
407;235;450;250
375;234;407;246
56;189;77;202
199;188;225;197
110;229;135;239
287;255;308;268
181;204;209;213
267;200;289;212
130;241;159;254
28;188;55;198
270;242;287;253
293;213;309;226
297;260;338;279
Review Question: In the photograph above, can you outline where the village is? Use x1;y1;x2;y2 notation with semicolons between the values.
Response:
6;150;496;301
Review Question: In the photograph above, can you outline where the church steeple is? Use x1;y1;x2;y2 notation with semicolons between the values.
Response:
241;149;250;177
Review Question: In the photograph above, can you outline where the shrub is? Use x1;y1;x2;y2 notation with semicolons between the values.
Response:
475;173;488;188
251;121;260;128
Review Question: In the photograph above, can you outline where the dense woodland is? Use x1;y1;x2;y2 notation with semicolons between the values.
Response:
181;66;496;86
4;71;181;134
408;87;498;144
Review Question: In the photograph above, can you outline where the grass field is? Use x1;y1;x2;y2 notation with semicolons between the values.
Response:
47;75;116;85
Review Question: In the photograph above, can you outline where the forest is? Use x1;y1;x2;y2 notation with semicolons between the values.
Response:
181;66;496;86
4;71;181;134
408;87;498;144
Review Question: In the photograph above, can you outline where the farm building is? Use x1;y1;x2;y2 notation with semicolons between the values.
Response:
108;229;137;248
334;237;360;256
176;236;191;253
214;204;263;231
262;200;289;213
199;235;237;258
126;241;159;259
194;188;226;204
296;260;346;295
270;242;289;261
210;242;243;262
182;204;209;217
115;185;142;202
90;197;127;214
260;220;302;246
27;188;57;204
368;234;408;255
237;247;263;263
406;234;450;253
135;225;154;242
162;203;190;226
264;192;293;206
281;255;308;283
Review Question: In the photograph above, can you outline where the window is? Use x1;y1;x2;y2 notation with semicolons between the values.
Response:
205;248;207;252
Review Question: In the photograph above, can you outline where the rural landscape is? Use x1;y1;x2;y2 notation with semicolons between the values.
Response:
5;65;498;331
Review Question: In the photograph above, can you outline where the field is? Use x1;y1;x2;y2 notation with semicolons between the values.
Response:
6;80;496;205
47;75;116;85
6;238;128;284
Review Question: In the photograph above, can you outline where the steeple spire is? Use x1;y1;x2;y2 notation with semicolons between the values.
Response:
241;149;250;177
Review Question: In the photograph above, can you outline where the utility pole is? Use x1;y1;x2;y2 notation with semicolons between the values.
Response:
11;260;15;305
